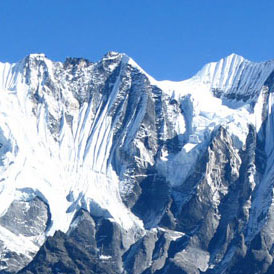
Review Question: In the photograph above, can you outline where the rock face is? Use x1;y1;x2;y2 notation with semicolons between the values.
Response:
0;197;50;273
1;52;274;273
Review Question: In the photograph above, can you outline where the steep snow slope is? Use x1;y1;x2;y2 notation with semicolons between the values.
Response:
0;53;146;271
1;52;274;273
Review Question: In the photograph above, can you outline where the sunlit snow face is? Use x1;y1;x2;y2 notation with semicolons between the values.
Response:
0;55;146;236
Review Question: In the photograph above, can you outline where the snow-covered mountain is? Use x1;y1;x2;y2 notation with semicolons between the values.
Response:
1;52;274;273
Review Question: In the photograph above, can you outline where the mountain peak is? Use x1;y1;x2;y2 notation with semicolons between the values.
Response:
25;53;46;61
225;52;246;61
193;52;274;102
103;51;126;60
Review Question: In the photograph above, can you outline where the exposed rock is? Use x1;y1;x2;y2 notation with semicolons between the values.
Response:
0;197;50;273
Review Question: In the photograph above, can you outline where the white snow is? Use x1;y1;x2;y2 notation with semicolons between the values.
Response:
0;56;143;239
0;225;41;257
99;255;112;260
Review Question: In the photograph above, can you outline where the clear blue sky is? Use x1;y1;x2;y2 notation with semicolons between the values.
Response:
0;0;273;80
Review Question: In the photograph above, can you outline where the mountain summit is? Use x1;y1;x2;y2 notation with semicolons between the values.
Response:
1;53;274;273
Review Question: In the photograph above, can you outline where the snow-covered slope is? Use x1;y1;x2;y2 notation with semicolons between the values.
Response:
1;52;274;273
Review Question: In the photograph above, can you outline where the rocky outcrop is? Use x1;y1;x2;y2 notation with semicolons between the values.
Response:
0;197;50;273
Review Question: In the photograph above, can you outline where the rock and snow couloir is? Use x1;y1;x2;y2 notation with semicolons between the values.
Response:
1;52;274;273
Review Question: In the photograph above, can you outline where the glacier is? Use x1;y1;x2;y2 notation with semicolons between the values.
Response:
1;52;274;273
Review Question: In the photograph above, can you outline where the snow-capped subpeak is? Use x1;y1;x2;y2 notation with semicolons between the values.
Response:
194;53;274;101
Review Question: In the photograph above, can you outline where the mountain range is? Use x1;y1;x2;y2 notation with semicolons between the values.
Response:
0;52;274;273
